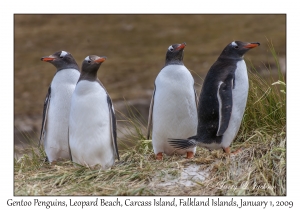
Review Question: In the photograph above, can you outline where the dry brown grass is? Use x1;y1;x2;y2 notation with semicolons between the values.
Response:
14;132;285;196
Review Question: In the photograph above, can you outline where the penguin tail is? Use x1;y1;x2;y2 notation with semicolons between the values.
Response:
168;136;198;149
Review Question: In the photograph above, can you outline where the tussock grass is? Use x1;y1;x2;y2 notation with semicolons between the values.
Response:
14;42;286;196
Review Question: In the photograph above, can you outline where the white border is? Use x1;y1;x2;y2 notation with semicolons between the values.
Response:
3;1;297;209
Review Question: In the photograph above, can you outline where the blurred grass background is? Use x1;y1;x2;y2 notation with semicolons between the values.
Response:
14;14;286;135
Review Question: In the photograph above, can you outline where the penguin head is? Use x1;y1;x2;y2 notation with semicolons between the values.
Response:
81;55;107;74
220;41;260;59
165;42;186;65
77;55;107;82
81;55;106;76
41;50;79;71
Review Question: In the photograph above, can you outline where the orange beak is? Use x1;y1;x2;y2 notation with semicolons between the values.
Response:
175;42;186;50
94;57;106;63
244;42;260;49
41;57;55;62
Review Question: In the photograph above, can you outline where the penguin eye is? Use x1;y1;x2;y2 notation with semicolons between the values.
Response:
87;60;91;64
168;46;174;52
234;46;239;49
60;51;68;58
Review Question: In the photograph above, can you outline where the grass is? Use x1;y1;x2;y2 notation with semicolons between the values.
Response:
14;41;286;196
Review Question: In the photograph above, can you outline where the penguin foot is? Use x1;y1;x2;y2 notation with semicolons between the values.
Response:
232;148;242;155
223;147;231;154
223;147;242;155
186;151;194;159
50;161;57;165
156;152;163;160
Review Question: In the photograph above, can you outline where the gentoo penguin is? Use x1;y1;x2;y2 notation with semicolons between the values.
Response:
69;55;119;169
40;50;80;163
169;41;260;154
147;42;198;160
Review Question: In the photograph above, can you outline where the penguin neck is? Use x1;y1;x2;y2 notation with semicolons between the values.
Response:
165;60;184;66
78;70;98;82
218;54;244;61
56;63;80;72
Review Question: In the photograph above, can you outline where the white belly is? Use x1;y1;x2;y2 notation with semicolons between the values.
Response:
152;65;197;155
69;80;114;169
221;60;249;148
44;69;80;162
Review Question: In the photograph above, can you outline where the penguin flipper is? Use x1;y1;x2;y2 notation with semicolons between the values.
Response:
68;127;72;161
147;84;156;140
39;86;51;148
216;77;233;136
194;86;198;108
107;95;120;161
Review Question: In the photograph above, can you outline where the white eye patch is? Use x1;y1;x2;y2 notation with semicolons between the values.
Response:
231;41;237;47
168;45;174;51
84;56;90;61
60;51;68;57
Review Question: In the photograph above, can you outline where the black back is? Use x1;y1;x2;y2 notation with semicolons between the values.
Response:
197;59;237;144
